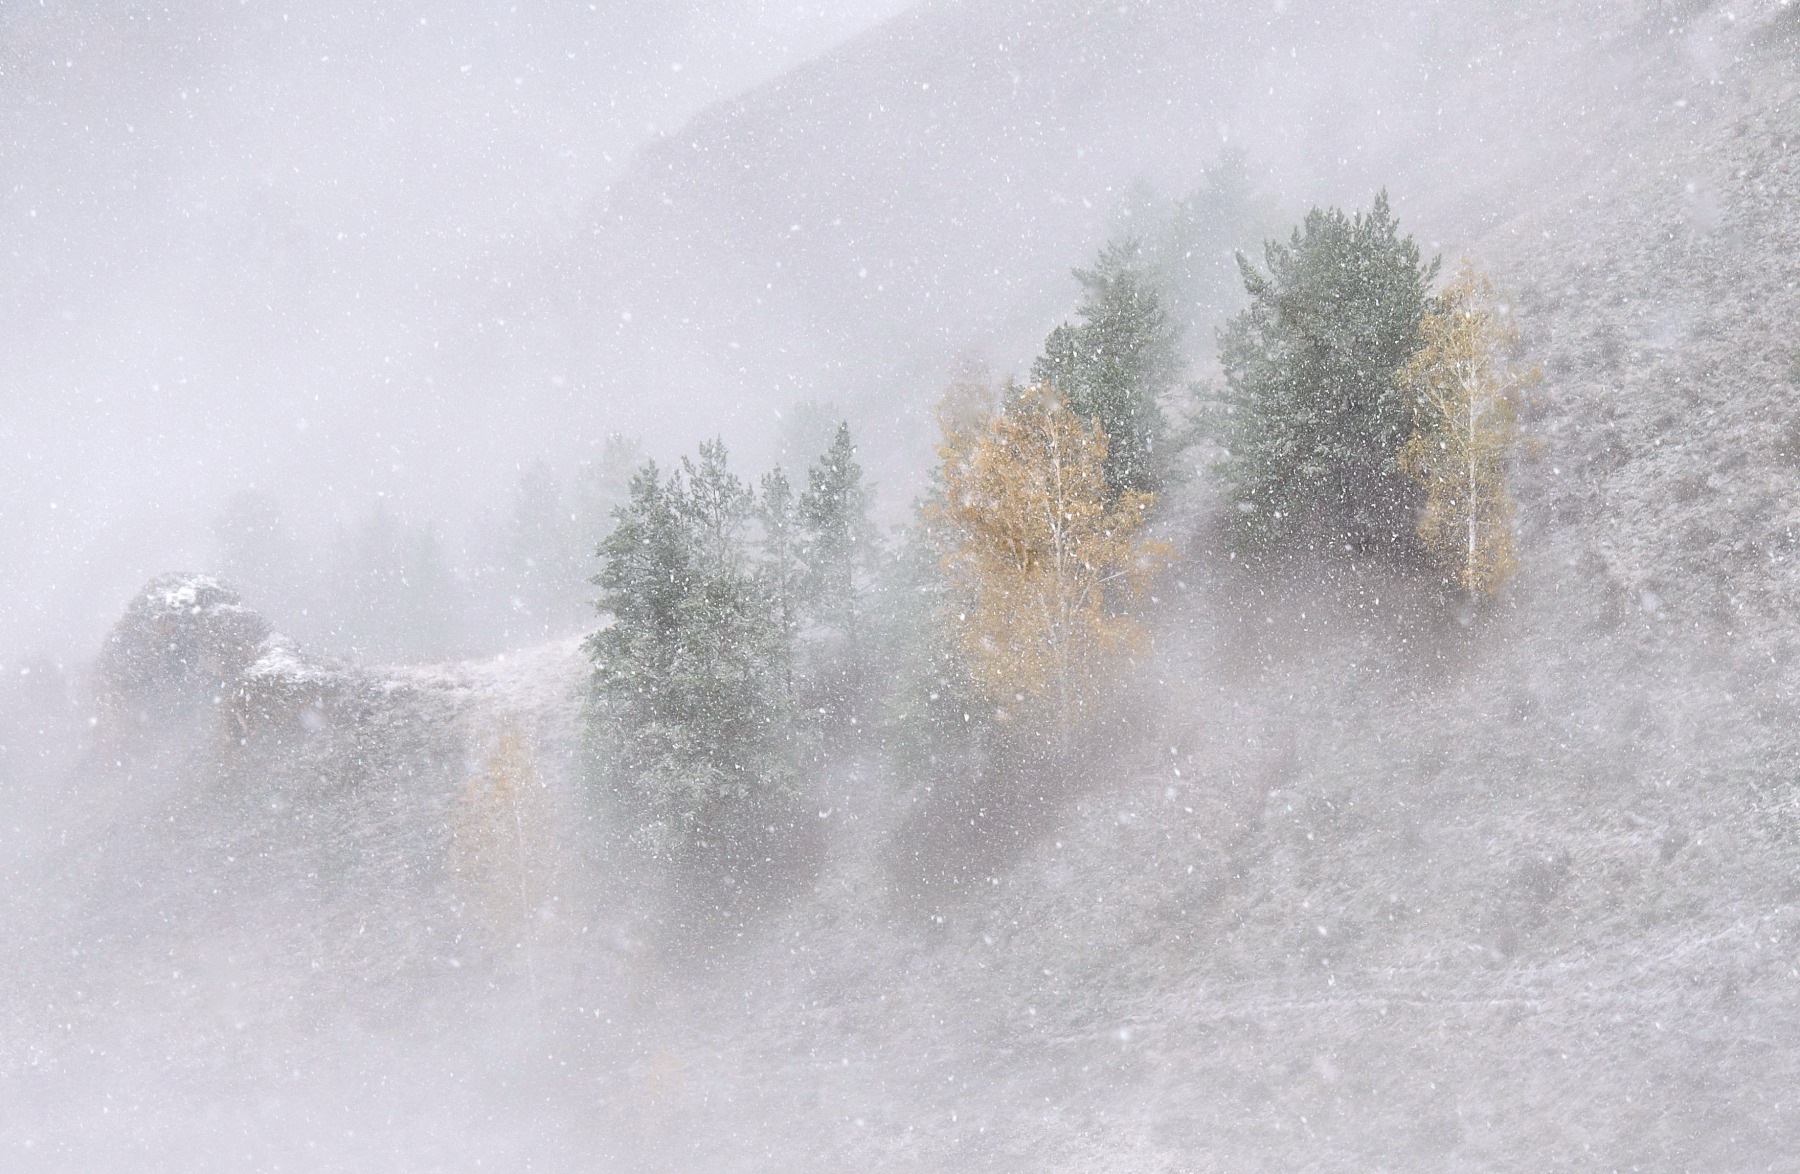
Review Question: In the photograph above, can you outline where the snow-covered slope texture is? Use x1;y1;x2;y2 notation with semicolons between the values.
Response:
534;52;1800;1174
535;3;1800;1170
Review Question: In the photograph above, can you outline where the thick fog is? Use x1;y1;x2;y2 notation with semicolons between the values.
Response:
1;0;910;657
5;0;1799;1169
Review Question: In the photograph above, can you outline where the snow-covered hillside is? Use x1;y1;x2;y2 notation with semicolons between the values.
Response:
570;0;1751;484
4;1;1800;1170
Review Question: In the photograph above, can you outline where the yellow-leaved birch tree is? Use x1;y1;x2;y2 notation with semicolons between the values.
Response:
452;717;552;995
1398;262;1536;596
935;384;1168;743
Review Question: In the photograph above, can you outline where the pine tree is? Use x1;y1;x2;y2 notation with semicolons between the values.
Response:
783;422;875;720
1397;262;1534;596
935;385;1169;744
586;442;796;849
1032;238;1183;497
1215;191;1439;551
798;423;874;640
757;465;803;676
588;460;689;733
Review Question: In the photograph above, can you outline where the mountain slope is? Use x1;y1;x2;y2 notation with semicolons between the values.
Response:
570;0;1687;481
6;2;1800;1170
595;16;1800;1161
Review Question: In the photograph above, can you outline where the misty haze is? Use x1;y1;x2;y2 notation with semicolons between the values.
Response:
4;1;1799;1169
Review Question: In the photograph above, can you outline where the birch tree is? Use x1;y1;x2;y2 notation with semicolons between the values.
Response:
935;385;1168;741
452;718;552;995
1397;262;1535;596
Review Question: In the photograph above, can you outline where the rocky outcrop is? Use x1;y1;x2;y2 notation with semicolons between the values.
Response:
94;574;271;733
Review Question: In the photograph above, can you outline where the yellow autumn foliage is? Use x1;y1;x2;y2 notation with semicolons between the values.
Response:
1398;262;1537;597
451;718;552;946
934;383;1169;734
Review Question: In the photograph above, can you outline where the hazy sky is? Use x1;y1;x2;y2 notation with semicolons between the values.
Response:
0;0;910;660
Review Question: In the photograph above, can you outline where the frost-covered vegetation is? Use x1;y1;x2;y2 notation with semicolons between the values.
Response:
573;187;1526;864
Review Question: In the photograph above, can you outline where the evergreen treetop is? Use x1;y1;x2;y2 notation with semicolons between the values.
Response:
589;460;690;710
798;422;874;637
586;444;797;844
1215;190;1439;551
676;439;754;573
756;465;803;645
1032;237;1183;497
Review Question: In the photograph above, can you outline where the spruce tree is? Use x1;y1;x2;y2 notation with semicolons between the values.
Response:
791;423;875;717
756;464;804;716
586;443;796;847
798;423;873;639
1215;191;1439;551
757;465;802;643
587;461;690;742
1032;238;1182;496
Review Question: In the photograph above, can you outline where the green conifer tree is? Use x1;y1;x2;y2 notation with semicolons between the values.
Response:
1032;238;1183;497
798;423;874;637
757;465;803;663
792;422;875;717
587;460;689;739
586;442;796;849
1215;191;1439;551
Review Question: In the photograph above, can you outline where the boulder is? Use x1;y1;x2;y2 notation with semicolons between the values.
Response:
96;574;272;728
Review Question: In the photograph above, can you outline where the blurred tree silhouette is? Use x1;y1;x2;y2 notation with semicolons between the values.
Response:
327;504;460;662
798;423;876;673
1033;238;1182;497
